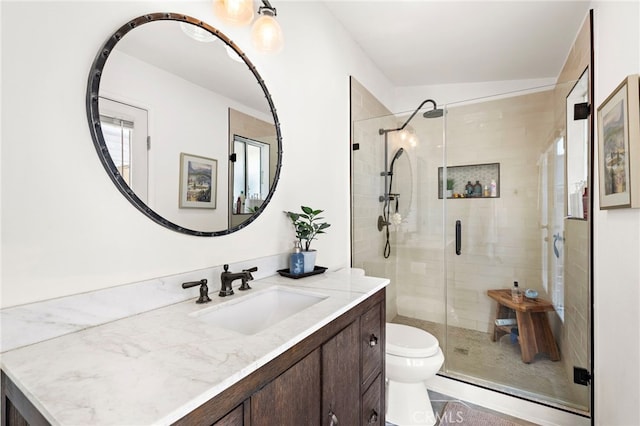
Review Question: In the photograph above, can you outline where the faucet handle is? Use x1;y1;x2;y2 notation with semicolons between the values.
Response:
182;279;211;304
223;264;230;272
238;266;257;291
182;278;207;289
243;266;258;280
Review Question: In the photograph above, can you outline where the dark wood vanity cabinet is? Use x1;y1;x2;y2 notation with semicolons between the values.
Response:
1;289;385;426
211;289;385;426
209;289;385;426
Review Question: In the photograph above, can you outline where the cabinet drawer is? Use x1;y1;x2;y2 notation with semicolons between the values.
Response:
360;302;383;386
361;374;383;426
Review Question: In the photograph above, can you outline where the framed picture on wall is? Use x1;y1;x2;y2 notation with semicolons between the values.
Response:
597;75;640;209
179;153;217;209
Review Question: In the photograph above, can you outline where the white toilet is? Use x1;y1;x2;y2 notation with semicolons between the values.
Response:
386;323;444;426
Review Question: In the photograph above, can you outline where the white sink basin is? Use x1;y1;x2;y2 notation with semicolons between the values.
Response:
190;287;327;335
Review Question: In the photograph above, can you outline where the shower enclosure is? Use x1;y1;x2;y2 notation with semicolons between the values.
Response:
351;81;592;415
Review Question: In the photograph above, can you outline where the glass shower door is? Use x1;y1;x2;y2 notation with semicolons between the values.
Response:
442;83;591;413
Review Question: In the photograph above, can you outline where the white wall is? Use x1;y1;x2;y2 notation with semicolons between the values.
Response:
0;1;394;308
592;2;640;425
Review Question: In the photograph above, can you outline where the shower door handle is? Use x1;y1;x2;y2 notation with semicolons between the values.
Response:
455;220;462;255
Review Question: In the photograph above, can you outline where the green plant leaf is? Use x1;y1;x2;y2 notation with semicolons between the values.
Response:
286;205;331;251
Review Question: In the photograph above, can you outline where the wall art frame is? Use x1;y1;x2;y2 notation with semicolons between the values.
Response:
179;153;217;209
597;75;640;209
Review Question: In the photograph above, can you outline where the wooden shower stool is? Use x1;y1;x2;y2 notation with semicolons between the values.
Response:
487;289;560;364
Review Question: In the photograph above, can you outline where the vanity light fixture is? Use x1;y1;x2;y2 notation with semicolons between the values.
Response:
214;0;254;27
214;0;284;53
251;2;283;53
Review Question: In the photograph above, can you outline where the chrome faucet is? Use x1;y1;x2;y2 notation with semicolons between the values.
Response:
219;264;258;297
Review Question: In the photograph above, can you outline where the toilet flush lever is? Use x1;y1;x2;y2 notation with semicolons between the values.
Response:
369;334;378;347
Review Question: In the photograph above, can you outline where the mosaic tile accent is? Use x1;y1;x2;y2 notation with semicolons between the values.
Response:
438;163;500;198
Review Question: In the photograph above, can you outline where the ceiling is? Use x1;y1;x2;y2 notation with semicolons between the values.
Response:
113;20;272;115
322;1;591;87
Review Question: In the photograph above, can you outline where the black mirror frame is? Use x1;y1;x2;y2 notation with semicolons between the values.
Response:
86;12;282;236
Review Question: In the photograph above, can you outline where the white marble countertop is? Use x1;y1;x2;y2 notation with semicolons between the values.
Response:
1;269;388;425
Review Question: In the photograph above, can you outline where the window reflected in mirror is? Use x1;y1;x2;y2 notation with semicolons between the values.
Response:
233;135;270;214
101;117;133;186
99;97;149;203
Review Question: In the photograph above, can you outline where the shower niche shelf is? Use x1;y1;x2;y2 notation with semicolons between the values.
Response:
438;163;500;199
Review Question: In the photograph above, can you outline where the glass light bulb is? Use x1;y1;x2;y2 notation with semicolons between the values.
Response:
214;0;254;27
251;14;283;53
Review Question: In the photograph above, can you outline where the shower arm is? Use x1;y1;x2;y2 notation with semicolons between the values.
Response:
378;99;437;135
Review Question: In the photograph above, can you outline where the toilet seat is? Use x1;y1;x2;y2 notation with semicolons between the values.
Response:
386;323;439;357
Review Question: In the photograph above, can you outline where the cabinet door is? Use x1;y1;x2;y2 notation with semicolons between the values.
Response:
322;320;360;426
361;303;383;387
251;348;321;426
213;404;244;426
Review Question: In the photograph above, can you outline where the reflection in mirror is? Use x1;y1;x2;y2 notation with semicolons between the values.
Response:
566;68;589;219
233;136;270;213
228;108;278;227
87;13;281;236
99;98;149;202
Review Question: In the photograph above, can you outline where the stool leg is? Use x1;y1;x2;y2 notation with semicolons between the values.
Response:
531;312;561;361
492;303;511;342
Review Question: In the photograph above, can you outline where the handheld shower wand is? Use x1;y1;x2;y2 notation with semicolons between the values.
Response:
389;147;404;175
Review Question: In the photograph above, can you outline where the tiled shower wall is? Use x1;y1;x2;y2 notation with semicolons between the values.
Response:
350;77;398;320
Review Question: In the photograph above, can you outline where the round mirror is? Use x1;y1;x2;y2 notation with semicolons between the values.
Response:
86;13;282;236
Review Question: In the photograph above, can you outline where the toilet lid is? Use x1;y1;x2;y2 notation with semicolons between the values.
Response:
386;323;440;357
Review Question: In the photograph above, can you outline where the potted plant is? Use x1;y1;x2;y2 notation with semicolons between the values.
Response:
285;206;331;272
446;178;455;198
